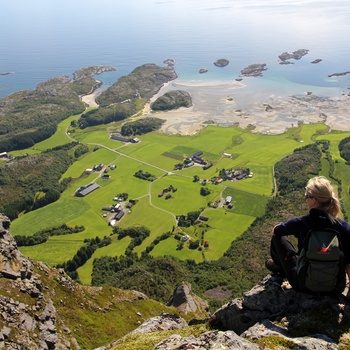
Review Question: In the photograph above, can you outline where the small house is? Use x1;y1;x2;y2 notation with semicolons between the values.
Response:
75;183;99;197
115;210;124;220
203;162;212;170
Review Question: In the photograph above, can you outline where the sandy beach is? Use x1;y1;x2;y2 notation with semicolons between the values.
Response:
142;79;350;135
81;87;101;108
82;78;350;135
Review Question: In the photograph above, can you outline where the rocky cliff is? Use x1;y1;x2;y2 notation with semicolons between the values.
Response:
0;214;178;349
2;212;350;349
112;274;350;349
0;213;77;349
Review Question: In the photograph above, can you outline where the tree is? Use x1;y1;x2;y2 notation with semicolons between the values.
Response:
187;211;200;224
193;175;200;182
189;240;200;249
200;187;211;196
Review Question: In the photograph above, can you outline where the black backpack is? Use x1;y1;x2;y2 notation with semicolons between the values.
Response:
296;217;346;295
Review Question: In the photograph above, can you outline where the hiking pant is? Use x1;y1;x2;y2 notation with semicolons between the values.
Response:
270;235;298;288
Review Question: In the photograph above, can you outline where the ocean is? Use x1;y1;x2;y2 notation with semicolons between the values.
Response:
1;0;350;100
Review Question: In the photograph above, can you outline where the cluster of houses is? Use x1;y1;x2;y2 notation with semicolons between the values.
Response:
102;198;138;226
211;195;233;209
186;151;213;170
86;163;116;174
212;168;252;184
174;151;213;171
230;168;252;180
108;207;125;226
158;185;177;199
101;202;125;226
84;164;116;180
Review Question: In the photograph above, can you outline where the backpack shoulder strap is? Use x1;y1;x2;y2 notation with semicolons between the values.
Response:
301;215;313;231
300;215;314;245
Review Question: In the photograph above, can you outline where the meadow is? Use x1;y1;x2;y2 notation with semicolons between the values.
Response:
10;117;350;285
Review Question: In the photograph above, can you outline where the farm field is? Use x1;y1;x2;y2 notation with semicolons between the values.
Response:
10;119;350;285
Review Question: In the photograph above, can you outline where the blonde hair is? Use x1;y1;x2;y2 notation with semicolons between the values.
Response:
305;176;341;218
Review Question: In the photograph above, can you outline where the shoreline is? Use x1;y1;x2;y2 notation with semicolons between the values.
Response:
142;78;350;135
80;76;350;135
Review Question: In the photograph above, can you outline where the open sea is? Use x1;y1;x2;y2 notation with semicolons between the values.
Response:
1;0;350;100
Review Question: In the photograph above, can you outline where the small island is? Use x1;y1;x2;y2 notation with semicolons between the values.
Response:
163;58;175;67
0;71;15;76
278;49;309;63
241;63;267;77
199;68;208;74
311;59;322;64
214;59;229;67
328;71;350;78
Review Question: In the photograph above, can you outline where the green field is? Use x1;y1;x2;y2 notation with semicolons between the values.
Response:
10;121;350;284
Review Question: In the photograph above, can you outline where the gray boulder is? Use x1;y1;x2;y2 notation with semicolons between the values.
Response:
242;319;338;349
167;281;209;315
129;313;188;335
153;329;259;350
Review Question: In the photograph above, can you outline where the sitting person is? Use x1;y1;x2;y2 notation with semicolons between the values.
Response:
266;176;350;293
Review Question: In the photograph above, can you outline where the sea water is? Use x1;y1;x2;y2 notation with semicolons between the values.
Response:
1;0;350;100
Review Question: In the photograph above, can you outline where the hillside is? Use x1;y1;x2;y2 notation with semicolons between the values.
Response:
2;71;350;348
0;66;115;153
3;209;350;349
0;213;186;349
78;64;177;128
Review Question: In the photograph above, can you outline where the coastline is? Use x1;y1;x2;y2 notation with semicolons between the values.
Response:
78;75;350;136
142;78;350;135
81;91;100;108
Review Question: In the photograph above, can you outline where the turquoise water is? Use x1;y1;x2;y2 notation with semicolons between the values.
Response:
1;0;350;99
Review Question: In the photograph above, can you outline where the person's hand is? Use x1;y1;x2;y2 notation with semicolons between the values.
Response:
345;285;350;300
272;224;280;236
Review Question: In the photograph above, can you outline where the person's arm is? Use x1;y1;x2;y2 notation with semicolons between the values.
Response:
346;264;350;283
271;224;280;236
273;217;302;239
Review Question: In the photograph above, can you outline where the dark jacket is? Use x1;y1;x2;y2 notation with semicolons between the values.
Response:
274;208;350;264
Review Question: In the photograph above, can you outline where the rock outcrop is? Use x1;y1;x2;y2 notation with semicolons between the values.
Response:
241;63;267;77
2;212;350;349
209;275;349;348
0;214;76;349
167;282;209;315
278;49;309;62
72;65;117;80
328;71;350;78
151;90;192;111
0;214;171;350
214;59;229;67
154;330;259;350
130;313;188;335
